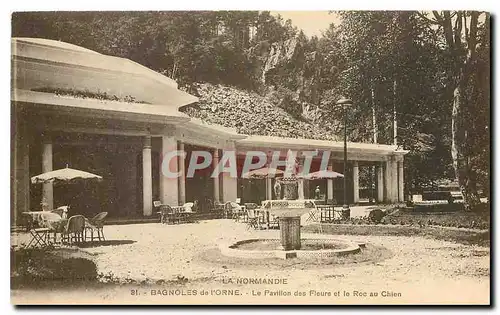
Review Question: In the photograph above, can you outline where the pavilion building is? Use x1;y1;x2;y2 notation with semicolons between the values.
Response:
11;37;407;222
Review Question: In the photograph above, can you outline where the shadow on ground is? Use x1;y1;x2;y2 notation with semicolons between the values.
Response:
195;244;393;270
77;240;136;248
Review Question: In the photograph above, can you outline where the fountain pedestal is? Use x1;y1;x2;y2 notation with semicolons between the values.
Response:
279;216;301;250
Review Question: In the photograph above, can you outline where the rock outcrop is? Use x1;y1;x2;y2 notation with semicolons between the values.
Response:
261;38;298;83
180;83;340;141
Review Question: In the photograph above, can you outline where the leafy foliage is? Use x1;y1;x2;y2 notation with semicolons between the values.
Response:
31;87;150;103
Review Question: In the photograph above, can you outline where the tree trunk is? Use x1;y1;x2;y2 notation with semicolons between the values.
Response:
371;82;377;144
393;78;398;145
451;79;481;211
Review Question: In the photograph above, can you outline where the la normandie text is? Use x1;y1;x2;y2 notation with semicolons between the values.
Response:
222;277;288;285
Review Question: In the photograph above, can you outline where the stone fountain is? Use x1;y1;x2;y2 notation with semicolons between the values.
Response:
220;199;363;259
221;160;362;260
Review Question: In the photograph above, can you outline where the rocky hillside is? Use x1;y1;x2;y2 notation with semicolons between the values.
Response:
180;83;340;141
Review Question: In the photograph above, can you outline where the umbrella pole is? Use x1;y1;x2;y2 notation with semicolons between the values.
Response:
266;177;269;200
325;179;327;204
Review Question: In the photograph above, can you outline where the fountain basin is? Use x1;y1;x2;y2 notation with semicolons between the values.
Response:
220;238;362;260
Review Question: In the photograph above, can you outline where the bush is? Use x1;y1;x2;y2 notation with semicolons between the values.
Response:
368;209;386;224
11;247;98;288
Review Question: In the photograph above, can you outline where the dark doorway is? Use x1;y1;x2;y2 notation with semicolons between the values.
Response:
184;144;215;212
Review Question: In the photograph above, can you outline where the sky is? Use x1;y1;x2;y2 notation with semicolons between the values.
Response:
271;11;342;38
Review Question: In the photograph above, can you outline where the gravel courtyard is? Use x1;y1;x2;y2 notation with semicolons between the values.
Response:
11;219;490;304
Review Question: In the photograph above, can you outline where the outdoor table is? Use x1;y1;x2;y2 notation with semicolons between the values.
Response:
254;209;281;229
41;217;66;244
22;211;45;220
178;207;197;223
22;211;62;246
23;212;96;244
231;205;247;222
160;206;187;224
22;210;69;228
21;211;46;230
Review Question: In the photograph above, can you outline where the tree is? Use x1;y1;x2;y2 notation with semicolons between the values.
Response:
321;11;455;194
418;11;489;210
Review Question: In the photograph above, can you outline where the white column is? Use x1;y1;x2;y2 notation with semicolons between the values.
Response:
392;158;399;203
159;136;179;207
384;160;392;203
13;118;30;223
21;140;30;212
42;140;53;210
266;177;272;200
142;136;153;216
353;161;359;203
221;144;238;202
398;160;404;202
178;141;186;205
213;149;220;203
376;163;384;202
327;164;334;201
297;162;304;199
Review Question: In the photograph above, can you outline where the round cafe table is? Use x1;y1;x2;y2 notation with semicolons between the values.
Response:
21;211;50;231
21;211;95;243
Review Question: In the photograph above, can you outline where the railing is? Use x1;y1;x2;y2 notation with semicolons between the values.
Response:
261;199;317;209
316;205;346;223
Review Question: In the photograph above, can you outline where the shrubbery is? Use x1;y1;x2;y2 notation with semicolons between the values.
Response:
11;246;98;288
321;206;490;230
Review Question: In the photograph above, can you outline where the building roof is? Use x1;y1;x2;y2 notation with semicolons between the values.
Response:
183;118;247;139
11;38;407;156
13;89;191;124
11;37;198;108
237;135;407;156
14;37;102;54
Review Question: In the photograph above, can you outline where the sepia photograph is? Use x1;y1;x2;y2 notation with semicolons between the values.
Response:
9;10;490;305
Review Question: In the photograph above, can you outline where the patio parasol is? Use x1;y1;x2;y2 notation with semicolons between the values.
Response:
242;167;284;201
31;166;103;184
298;170;344;180
31;166;103;212
241;167;284;179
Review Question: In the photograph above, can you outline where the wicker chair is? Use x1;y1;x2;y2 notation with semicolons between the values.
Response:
159;205;173;224
51;206;70;219
62;215;86;245
244;203;258;210
224;201;242;221
212;200;224;218
180;202;197;223
159;205;183;224
246;209;259;230
85;212;108;242
40;211;63;243
50;208;64;218
269;214;280;229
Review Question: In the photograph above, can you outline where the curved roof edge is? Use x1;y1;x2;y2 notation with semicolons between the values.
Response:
236;134;407;155
12;37;101;54
12;37;179;89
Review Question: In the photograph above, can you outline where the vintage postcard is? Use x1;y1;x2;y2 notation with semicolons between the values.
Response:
10;11;490;305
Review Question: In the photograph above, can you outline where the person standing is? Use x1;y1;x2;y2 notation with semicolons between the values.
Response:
315;185;321;200
273;180;282;200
